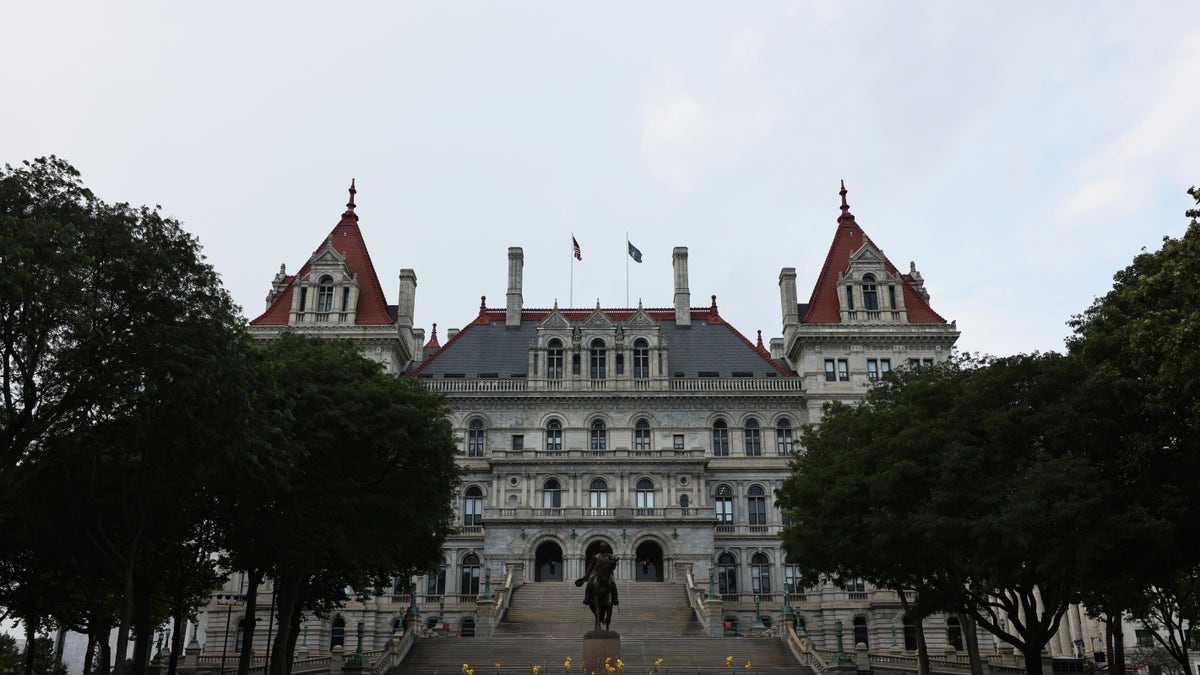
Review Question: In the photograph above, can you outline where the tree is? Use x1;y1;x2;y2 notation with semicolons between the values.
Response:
0;157;254;675
779;354;1110;675
218;334;460;675
1067;186;1200;675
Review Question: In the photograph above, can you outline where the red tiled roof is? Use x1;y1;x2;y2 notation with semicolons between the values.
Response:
802;185;946;325
249;183;394;327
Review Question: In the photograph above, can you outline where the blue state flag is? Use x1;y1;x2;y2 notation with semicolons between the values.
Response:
627;240;643;263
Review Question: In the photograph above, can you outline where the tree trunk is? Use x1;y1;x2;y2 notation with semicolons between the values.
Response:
916;616;931;675
99;626;113;675
84;632;97;675
23;618;37;675
282;605;303;675
1107;614;1125;675
268;574;304;675
1021;642;1044;675
166;611;187;675
54;625;67;671
236;572;262;675
960;612;985;675
114;551;137;675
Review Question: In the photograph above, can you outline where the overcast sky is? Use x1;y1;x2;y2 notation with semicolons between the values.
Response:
5;2;1198;356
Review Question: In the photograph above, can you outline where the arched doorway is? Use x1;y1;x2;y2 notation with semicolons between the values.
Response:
535;541;564;581
634;541;664;581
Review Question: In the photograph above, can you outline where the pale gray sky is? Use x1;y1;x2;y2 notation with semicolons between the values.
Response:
4;2;1198;356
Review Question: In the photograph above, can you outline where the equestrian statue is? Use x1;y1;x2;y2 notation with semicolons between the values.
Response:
575;542;620;632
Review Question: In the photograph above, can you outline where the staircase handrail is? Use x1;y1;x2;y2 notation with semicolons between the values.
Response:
364;630;417;675
683;566;710;633
782;620;830;675
493;566;515;624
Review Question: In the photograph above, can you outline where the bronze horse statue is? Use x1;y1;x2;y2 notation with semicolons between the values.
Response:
576;550;619;631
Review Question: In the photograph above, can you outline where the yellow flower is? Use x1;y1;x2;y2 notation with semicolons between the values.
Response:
564;657;572;672
616;659;624;673
532;666;541;675
725;656;734;667
745;662;752;671
463;665;471;675
654;659;663;667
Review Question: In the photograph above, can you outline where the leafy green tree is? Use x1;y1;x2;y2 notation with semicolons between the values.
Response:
1067;186;1200;675
779;354;1109;675
219;334;460;675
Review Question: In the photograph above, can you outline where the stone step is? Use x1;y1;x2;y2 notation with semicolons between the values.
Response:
497;581;704;638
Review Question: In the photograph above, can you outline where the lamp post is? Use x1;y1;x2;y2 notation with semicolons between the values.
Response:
835;619;847;664
708;565;717;600
217;593;244;675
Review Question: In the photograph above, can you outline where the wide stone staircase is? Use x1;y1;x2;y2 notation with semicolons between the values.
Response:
388;581;798;674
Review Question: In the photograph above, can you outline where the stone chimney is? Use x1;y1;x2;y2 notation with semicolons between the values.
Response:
673;247;691;326
507;247;524;327
779;267;798;326
397;269;417;328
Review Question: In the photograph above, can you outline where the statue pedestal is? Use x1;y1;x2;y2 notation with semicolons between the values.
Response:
583;630;621;675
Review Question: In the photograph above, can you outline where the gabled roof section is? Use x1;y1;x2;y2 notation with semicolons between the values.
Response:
802;182;947;324
411;305;794;378
249;180;394;326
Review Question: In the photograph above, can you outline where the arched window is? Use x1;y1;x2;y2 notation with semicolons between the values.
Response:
317;275;334;313
717;553;738;595
744;418;762;456
545;419;562;451
590;420;607;450
903;616;918;651
947;616;963;651
712;419;729;456
715;484;733;524
466;419;484;457
542;479;561;508
636;478;655;509
853;616;869;648
547;339;564;380
426;567;446;595
751;552;771;595
633;339;650;378
747;485;766;525
329;617;344;650
634;419;651;450
589;338;607;379
589;478;608;511
463;486;483;526
776;419;794;455
862;274;878;311
460;555;481;596
680;494;690;509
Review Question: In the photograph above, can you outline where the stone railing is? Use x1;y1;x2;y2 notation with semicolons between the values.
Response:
781;621;830;675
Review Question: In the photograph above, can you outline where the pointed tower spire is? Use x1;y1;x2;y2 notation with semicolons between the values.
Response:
838;179;855;224
341;179;359;223
424;323;440;349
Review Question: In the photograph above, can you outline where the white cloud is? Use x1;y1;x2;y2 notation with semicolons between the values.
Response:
641;88;713;190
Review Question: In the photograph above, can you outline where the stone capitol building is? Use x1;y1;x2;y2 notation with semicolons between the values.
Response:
204;180;1008;660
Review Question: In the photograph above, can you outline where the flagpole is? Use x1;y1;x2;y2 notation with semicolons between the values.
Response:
570;233;575;308
625;232;629;307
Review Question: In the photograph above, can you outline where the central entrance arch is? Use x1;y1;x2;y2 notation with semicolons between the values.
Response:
634;541;664;581
535;541;563;581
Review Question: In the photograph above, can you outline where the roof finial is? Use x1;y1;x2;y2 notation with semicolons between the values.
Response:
838;179;855;224
340;179;359;223
424;323;440;349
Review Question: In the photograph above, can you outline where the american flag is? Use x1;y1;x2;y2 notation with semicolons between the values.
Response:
572;236;582;260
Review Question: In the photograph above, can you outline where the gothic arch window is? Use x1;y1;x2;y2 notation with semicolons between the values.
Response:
751;552;771;595
317;275;334;313
460;554;481;596
634;418;651;450
463;486;483;526
776;419;794;455
633;339;650;378
590;419;607;450
589;338;607;379
717;552;738;594
636;478;655;508
712;419;730;456
542;478;562;508
862;273;879;311
589;478;609;511
747;484;767;525
466;419;485;457
329;617;344;650
744;418;762;456
715;484;734;523
547;339;564;380
545;419;563;451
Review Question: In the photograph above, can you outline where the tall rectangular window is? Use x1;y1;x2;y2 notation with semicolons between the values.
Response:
867;360;879;381
837;359;849;381
824;359;836;382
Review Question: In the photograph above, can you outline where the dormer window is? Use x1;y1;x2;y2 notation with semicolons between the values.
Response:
589;339;607;379
862;274;878;311
317;276;334;313
633;339;650;378
547;339;564;380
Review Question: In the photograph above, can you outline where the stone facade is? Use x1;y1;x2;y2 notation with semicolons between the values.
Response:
207;182;985;659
